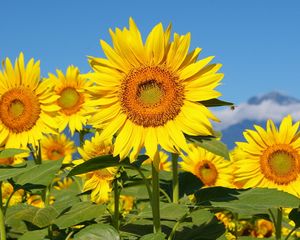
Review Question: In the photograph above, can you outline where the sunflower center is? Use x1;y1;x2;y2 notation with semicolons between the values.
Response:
10;100;25;118
58;87;83;115
0;157;14;165
0;87;41;133
120;66;184;127
260;144;300;185
195;161;218;186
47;145;65;161
137;80;164;106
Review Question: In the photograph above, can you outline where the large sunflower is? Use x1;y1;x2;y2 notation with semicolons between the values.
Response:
46;66;94;135
41;133;76;163
233;115;300;196
0;53;59;148
87;18;223;163
76;132;116;204
180;144;233;187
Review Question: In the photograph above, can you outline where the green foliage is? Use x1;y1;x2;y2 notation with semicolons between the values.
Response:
199;98;234;107
54;202;107;229
140;233;167;240
73;223;120;240
289;208;300;227
68;155;148;176
14;160;63;186
185;135;230;160
18;229;47;240
195;187;300;215
0;148;29;158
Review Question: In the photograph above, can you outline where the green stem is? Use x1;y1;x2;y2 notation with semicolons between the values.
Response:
167;213;188;240
113;180;120;231
275;208;282;240
152;161;161;233
0;182;7;240
3;188;18;216
65;231;74;240
160;188;171;203
136;168;152;203
171;153;179;204
285;226;297;240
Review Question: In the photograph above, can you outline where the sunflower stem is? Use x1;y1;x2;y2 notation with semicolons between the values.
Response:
0;182;7;240
171;153;179;204
113;179;120;232
151;157;161;233
275;208;282;240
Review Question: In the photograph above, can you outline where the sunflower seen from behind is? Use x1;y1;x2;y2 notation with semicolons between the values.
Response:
47;66;94;135
180;144;233;187
76;132;116;204
233;115;300;196
0;53;59;148
88;18;223;163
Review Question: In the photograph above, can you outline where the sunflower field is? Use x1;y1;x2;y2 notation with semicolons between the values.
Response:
0;18;300;240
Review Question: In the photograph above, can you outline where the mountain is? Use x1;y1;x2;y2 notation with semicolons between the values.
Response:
214;92;300;149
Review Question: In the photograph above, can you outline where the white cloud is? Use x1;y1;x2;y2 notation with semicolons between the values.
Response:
212;100;300;130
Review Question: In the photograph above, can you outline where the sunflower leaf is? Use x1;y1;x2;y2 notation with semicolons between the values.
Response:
199;98;234;107
14;160;63;186
0;148;29;158
195;187;300;215
68;155;148;176
73;223;120;240
185;135;230;160
53;202;106;229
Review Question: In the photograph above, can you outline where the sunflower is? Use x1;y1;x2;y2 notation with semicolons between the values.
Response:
76;132;116;204
46;66;94;135
233;115;300;196
0;147;29;165
41;133;76;164
180;144;233;187
142;151;171;171
87;18;223;163
0;53;59;148
1;182;24;206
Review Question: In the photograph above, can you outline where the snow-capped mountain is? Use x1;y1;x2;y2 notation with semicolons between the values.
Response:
213;92;300;149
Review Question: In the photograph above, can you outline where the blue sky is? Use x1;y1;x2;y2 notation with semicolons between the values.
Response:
1;0;299;104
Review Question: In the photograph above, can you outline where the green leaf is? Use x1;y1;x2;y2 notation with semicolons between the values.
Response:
195;187;300;215
74;223;120;240
139;202;189;221
68;155;148;176
0;148;29;158
6;204;59;228
175;209;225;240
289;208;300;227
54;202;106;229
185;135;230;160
18;229;48;240
179;171;203;197
140;233;166;240
199;98;234;107
14;160;63;186
0;163;30;181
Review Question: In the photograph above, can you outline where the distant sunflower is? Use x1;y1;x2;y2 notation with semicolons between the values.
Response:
0;53;59;148
41;134;76;163
76;132;116;204
0;147;29;165
234;115;300;196
88;18;222;163
47;66;94;135
180;144;233;187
